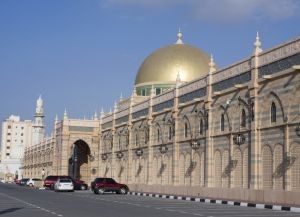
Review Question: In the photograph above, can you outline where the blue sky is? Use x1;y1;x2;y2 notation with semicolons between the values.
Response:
0;0;299;134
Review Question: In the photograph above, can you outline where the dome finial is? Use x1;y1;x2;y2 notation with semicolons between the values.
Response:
176;28;183;44
176;70;182;83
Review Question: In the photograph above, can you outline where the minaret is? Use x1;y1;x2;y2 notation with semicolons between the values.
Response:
32;95;45;146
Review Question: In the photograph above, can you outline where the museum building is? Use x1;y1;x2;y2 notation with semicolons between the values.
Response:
22;32;300;205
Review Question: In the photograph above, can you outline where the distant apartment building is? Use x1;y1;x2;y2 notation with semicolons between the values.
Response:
0;115;32;181
0;96;45;181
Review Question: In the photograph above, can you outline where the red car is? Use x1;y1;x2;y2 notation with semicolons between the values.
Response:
14;179;21;185
44;175;88;190
91;177;129;195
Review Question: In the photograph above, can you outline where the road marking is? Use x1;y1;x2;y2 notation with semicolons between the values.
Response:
0;192;64;217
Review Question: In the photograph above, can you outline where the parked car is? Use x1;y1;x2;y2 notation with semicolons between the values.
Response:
19;178;30;186
26;178;42;187
54;178;74;192
71;178;88;190
91;177;129;195
44;175;87;190
14;179;21;185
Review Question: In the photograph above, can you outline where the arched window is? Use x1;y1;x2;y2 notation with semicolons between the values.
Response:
157;129;160;142
168;126;172;140
184;122;188;138
271;102;276;123
200;119;203;135
221;114;225;131
241;109;246;127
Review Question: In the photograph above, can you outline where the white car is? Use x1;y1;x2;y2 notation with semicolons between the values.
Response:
54;178;74;192
26;178;42;187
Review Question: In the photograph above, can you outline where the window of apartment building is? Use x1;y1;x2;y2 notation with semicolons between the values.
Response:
7;133;11;136
6;146;10;149
21;133;23;136
21;127;24;129
7;139;10;142
8;125;11;129
6;153;10;156
21;140;23;143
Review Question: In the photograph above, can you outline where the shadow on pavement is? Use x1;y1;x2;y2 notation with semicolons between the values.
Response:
0;207;23;215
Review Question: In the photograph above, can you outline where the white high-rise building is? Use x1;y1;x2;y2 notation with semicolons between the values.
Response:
0;96;46;181
0;115;32;181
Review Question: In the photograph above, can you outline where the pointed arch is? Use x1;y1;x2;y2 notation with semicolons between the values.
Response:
243;148;249;188
273;144;283;190
214;150;222;187
291;144;300;190
184;153;191;186
262;145;273;189
222;150;229;188
200;152;205;186
269;91;286;122
179;154;185;185
233;149;242;188
193;153;200;186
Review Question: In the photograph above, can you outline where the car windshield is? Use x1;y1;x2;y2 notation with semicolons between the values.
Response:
59;179;72;183
45;176;57;180
95;178;105;183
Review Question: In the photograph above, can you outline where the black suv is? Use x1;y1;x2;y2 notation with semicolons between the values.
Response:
91;178;129;194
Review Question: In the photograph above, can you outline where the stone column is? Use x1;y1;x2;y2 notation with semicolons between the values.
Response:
173;80;181;185
249;33;262;189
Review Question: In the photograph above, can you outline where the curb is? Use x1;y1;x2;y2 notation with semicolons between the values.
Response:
128;192;300;213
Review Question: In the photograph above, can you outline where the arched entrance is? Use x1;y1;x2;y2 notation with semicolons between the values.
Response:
68;140;91;181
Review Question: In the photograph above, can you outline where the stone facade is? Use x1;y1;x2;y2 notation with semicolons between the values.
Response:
22;136;54;179
22;36;300;205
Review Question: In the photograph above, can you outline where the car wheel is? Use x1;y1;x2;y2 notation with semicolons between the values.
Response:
29;183;33;187
50;184;54;190
95;188;105;195
119;188;127;195
94;188;99;194
80;185;86;190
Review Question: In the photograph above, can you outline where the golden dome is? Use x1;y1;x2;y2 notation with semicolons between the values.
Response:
135;39;210;87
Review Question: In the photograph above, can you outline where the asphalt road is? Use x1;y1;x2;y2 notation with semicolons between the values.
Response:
0;183;299;217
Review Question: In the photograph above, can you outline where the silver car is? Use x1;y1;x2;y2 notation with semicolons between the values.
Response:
54;178;74;192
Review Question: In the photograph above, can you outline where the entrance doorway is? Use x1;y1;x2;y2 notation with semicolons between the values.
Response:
69;140;91;181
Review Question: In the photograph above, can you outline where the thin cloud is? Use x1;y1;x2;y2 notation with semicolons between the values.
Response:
103;0;300;22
